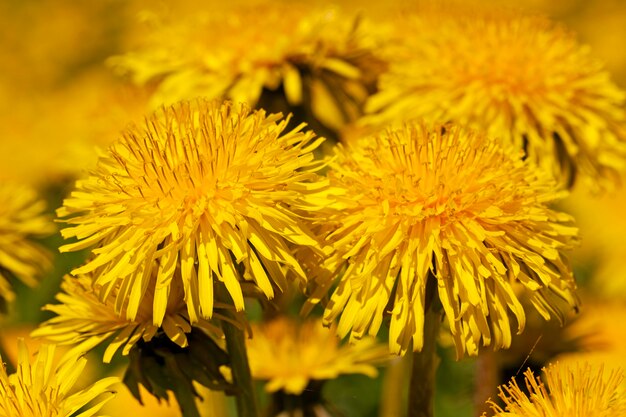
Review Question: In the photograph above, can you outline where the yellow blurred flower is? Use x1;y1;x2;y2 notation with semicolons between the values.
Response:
366;11;626;190
556;299;626;372
317;122;578;357
247;316;388;395
0;183;54;312
58;99;328;327
0;339;118;417
0;0;127;92
483;362;626;416
101;379;228;417
32;272;222;364
109;1;386;131
0;71;149;185
562;187;626;298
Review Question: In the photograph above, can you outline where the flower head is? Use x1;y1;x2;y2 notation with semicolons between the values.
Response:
318;121;578;357
483;362;626;416
366;12;626;189
0;339;118;417
0;183;53;312
109;2;386;131
246;316;388;395
32;272;224;364
58;99;327;326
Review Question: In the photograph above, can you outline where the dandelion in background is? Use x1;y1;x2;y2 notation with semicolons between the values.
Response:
366;12;626;190
109;1;386;131
57;99;328;330
0;339;118;417
246;316;389;416
483;362;626;416
0;184;53;313
316;121;578;358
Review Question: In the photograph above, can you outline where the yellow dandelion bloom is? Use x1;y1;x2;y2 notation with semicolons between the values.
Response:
319;121;578;357
109;1;385;131
32;271;223;364
247;316;389;395
0;339;118;417
58;99;327;327
366;12;626;189
0;183;53;312
483;362;626;416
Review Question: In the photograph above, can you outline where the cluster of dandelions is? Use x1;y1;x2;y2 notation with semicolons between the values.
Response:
3;2;626;417
366;12;626;190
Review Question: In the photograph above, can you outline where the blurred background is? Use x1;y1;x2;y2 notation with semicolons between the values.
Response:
1;1;625;416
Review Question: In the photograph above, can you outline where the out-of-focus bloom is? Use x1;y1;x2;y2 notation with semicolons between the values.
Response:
0;71;149;185
483;362;626;416
0;184;53;312
315;121;578;357
32;272;222;363
103;382;181;417
247;316;388;395
0;0;127;92
102;379;229;417
556;300;626;373
0;339;118;417
562;187;626;298
109;1;386;131
58;99;328;327
366;12;626;190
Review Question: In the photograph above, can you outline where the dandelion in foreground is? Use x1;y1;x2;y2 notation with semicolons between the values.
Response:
318;121;578;357
366;12;626;189
58;99;327;327
0;183;53;313
0;339;118;417
247;316;388;416
109;2;385;131
483;362;626;416
32;272;223;363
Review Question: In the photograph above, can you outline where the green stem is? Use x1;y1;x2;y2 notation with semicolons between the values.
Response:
221;311;260;417
408;304;441;417
473;349;499;417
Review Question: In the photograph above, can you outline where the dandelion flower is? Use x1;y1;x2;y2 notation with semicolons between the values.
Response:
109;2;386;131
319;121;578;357
0;183;53;312
367;12;626;189
483;362;626;416
58;99;327;327
32;271;223;364
247;316;389;395
246;316;388;417
0;339;118;417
